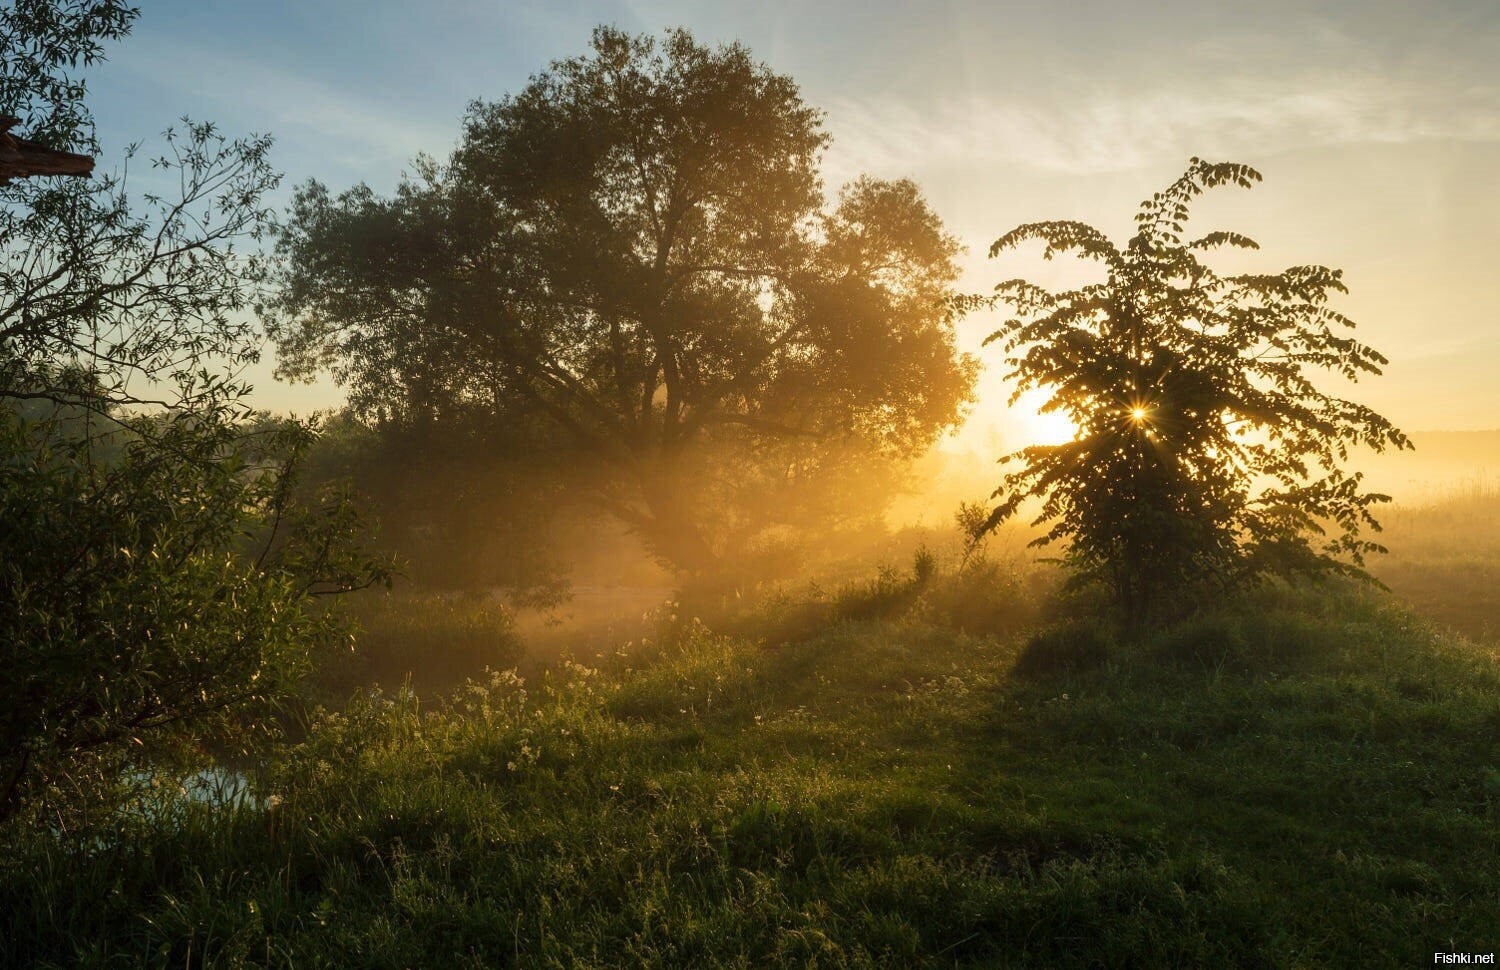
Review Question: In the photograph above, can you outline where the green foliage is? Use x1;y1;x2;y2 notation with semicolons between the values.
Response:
969;158;1410;625
0;407;391;831
265;26;976;576
0;0;135;151
833;562;923;622
3;4;278;428
913;556;1042;638
299;410;570;600
911;544;937;585
0;5;389;832
2;114;279;416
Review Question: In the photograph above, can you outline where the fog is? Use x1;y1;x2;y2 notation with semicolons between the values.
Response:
347;418;1496;682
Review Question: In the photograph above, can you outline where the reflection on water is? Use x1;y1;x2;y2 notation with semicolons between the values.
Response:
125;766;257;820
181;766;255;809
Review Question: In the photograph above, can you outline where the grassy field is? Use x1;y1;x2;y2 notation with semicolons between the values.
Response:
3;568;1498;967
1373;480;1500;644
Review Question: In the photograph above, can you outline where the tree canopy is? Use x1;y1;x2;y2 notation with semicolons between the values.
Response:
970;158;1411;624
267;27;976;574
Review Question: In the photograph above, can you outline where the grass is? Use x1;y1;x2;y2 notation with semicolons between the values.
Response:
1374;480;1500;643
3;577;1498;967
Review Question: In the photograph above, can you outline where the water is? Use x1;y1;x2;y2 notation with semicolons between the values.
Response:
122;765;258;820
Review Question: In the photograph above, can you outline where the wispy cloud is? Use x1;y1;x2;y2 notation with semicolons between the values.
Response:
823;73;1500;179
108;36;458;180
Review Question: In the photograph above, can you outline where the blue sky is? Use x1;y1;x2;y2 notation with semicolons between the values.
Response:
81;0;1500;433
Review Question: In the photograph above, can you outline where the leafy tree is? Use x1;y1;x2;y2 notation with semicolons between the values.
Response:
0;0;133;153
969;158;1410;625
266;27;976;576
0;1;388;831
2;1;277;417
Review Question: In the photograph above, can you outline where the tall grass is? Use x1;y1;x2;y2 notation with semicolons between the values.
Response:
1373;477;1500;642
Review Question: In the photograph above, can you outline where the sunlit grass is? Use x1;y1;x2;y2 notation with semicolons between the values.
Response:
1373;478;1500;642
3;572;1497;966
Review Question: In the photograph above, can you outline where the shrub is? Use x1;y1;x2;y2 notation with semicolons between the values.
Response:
0;412;388;832
1013;623;1114;678
833;563;921;622
917;558;1040;639
968;159;1408;626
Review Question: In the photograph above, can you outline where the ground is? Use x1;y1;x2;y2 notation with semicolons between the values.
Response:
4;573;1497;967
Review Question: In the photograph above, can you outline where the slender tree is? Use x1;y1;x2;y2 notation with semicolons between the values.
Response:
969;158;1410;625
1;0;279;418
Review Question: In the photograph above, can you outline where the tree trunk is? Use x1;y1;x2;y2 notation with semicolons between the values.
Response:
637;474;719;578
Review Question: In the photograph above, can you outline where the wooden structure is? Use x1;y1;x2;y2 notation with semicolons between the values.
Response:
0;116;94;184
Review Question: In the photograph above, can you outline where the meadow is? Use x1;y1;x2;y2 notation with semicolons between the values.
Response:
4;531;1497;967
1372;478;1500;644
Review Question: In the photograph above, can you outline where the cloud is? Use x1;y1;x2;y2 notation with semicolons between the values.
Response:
108;36;457;180
822;73;1500;178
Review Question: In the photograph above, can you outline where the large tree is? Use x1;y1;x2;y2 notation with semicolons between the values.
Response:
267;27;976;575
969;158;1410;625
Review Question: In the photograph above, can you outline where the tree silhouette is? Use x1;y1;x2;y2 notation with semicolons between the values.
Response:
968;158;1411;625
267;27;976;575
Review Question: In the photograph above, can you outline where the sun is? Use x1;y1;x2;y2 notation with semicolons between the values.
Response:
1016;389;1079;446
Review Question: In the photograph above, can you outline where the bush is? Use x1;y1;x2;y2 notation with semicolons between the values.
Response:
0;411;387;833
916;557;1041;638
833;563;920;622
1013;622;1114;678
0;3;389;836
971;159;1408;626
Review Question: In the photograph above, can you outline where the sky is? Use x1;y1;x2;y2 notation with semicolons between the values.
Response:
82;0;1500;439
